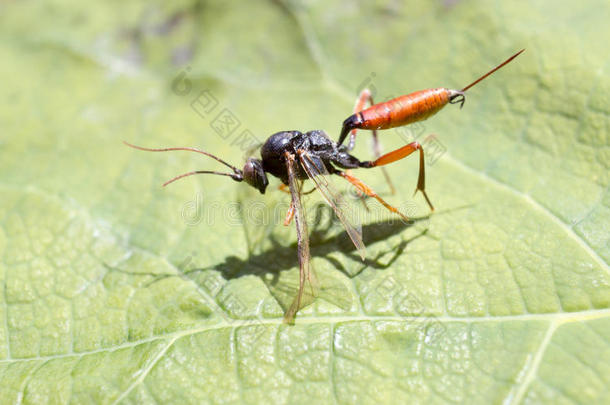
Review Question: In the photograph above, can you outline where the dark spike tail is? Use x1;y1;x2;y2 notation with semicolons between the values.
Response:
461;49;524;93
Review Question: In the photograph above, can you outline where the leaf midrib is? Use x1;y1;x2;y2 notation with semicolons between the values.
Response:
1;308;608;364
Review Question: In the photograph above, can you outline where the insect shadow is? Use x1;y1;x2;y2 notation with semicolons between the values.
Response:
214;202;431;282
103;203;466;317
176;203;431;314
186;201;469;283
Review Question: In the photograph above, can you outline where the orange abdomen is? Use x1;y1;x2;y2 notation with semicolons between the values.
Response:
359;88;450;130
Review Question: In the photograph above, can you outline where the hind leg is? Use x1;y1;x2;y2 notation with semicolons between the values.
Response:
360;141;434;211
345;88;395;194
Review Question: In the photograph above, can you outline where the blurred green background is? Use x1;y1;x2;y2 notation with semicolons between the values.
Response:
0;1;608;404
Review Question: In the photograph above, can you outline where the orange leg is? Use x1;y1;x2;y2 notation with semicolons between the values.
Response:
338;171;410;222
284;200;295;226
282;181;310;226
361;141;434;211
281;183;315;195
281;183;295;225
349;88;395;194
344;169;369;211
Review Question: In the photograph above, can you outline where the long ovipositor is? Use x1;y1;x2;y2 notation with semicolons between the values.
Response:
337;49;524;146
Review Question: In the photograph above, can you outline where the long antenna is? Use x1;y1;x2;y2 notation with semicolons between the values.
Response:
162;170;241;187
123;141;241;174
461;49;524;92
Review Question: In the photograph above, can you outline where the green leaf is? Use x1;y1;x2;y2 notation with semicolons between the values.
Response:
1;0;609;403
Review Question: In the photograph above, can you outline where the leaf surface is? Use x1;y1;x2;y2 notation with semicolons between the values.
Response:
0;1;609;403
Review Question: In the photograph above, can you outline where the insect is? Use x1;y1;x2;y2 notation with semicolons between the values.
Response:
125;49;523;323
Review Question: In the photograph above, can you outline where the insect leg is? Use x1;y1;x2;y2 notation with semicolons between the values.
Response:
371;130;395;194
283;180;310;226
337;171;410;222
282;181;312;226
284;200;295;226
346;89;373;151
345;90;371;204
345;89;395;194
360;141;434;211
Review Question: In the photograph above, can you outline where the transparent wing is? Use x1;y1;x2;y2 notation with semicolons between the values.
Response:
243;141;263;159
284;152;318;324
297;149;366;260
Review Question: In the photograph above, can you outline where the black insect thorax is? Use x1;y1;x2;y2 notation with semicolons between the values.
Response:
260;130;340;183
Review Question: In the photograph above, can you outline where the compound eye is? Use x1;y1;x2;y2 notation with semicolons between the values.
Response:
243;159;255;180
243;158;268;194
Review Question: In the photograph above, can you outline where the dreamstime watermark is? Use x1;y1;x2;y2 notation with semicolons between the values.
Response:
171;66;262;155
180;191;429;229
174;239;441;345
160;58;443;338
169;66;434;241
355;72;447;165
175;251;445;345
367;272;446;345
177;253;267;342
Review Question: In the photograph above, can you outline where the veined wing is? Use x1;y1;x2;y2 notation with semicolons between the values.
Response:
297;149;366;260
284;152;318;324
